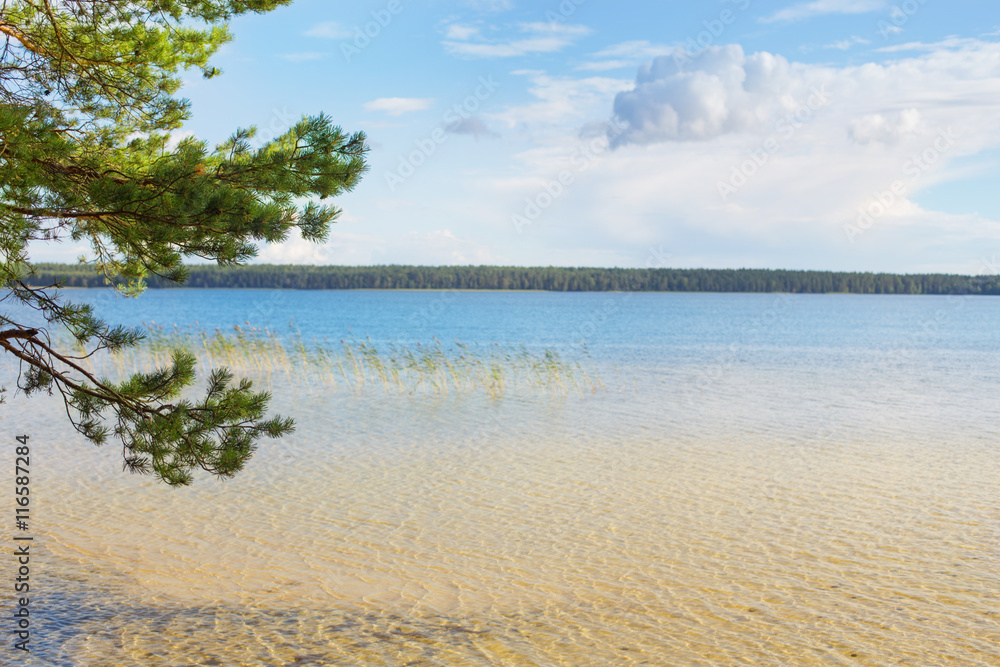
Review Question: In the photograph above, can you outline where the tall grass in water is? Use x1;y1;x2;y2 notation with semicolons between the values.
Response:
83;323;599;398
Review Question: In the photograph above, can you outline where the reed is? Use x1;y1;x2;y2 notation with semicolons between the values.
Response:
72;323;600;398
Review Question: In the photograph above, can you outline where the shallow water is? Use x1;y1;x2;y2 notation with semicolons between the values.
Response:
1;292;999;665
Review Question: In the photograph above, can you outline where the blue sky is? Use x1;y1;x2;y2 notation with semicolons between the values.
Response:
38;0;1000;272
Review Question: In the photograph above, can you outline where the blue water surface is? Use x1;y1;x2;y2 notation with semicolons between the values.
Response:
28;288;1000;364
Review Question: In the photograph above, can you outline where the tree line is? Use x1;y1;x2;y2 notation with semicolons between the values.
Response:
24;264;1000;295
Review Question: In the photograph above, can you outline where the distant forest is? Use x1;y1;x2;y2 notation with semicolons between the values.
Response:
21;263;1000;295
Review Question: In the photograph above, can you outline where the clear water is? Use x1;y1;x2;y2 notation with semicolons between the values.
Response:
1;290;998;666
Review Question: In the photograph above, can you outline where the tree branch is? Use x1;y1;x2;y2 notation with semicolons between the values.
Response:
0;328;38;341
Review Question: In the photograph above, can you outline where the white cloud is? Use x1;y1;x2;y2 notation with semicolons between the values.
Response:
611;45;833;145
578;40;675;71
761;0;886;24
443;22;591;58
611;41;1000;149
477;39;1000;271
824;36;871;50
576;60;640;72
489;71;631;134
394;229;501;264
875;36;979;53
304;21;353;39
445;24;482;41
257;228;334;264
165;131;196;152
363;97;435;116
848;108;922;145
278;52;326;62
258;228;503;266
25;239;91;265
590;41;676;59
254;38;1000;274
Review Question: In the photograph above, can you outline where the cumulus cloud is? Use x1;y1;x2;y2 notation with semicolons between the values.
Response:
250;39;1000;275
472;39;1000;271
761;0;886;24
443;22;591;58
609;40;1000;151
364;97;435;116
610;45;830;145
848;109;922;145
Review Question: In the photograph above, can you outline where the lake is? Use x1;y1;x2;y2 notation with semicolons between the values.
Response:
2;289;999;665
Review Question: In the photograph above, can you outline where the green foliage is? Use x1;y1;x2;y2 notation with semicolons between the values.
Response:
0;1;368;485
22;263;1000;295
